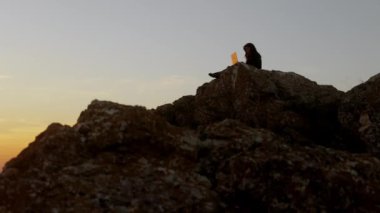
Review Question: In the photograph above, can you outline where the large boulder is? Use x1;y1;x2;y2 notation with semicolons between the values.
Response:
0;100;219;212
215;139;380;212
196;119;380;212
75;100;181;153
339;73;380;154
194;63;345;148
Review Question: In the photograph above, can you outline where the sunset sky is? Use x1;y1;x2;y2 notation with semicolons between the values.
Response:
1;0;380;169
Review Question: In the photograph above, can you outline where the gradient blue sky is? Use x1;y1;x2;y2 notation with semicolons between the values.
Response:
1;0;380;167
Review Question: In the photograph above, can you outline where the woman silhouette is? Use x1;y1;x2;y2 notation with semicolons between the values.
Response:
209;42;262;78
243;42;262;69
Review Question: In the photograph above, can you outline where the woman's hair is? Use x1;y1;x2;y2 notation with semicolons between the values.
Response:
244;43;258;53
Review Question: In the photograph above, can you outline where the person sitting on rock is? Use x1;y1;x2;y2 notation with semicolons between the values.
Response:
244;42;262;69
209;42;262;78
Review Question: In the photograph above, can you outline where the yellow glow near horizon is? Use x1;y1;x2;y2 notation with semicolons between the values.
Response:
0;73;200;172
0;115;76;171
0;128;44;170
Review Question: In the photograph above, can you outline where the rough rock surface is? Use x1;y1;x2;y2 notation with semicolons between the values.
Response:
155;95;196;127
1;63;380;212
159;63;355;150
194;64;345;148
339;73;380;155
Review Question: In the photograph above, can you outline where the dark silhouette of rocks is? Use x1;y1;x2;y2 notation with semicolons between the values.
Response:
1;63;380;212
339;73;380;154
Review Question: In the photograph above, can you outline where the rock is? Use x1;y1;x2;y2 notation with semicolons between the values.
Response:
155;95;196;127
339;73;380;154
0;100;220;212
196;119;281;188
4;123;87;173
194;63;345;148
197;119;380;212
1;66;380;212
215;141;380;212
74;100;181;154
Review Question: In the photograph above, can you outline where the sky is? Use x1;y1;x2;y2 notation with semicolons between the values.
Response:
1;0;380;169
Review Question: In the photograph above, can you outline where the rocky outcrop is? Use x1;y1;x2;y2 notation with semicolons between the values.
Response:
159;63;353;150
339;73;380;155
194;64;345;148
1;63;380;212
1;101;215;212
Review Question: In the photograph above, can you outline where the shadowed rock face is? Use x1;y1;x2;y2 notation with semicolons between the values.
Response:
159;63;357;150
339;73;380;155
195;64;345;147
1;63;380;212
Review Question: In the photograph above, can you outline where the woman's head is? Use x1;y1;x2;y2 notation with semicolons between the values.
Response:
244;43;257;54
